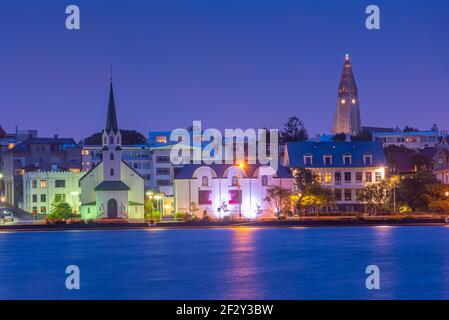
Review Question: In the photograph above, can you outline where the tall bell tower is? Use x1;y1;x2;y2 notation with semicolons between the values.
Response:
332;54;362;136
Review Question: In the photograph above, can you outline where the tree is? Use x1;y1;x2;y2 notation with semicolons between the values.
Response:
83;129;146;145
280;116;308;143
264;186;292;219
397;171;439;212
403;125;418;132
300;184;334;215
422;184;449;213
356;181;392;214
293;168;317;193
48;201;74;220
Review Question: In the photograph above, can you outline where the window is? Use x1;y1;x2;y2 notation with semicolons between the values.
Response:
110;153;114;161
324;172;332;184
355;172;363;183
87;207;91;214
82;150;89;156
198;190;212;205
110;169;115;176
32;194;37;203
344;172;351;183
343;154;352;165
156;136;167;143
55;180;65;188
202;176;209;187
344;189;352;201
156;179;171;186
375;172;382;182
261;175;268;186
334;189;342;201
364;154;372;165
109;136;114;144
32;180;37;188
304;155;313;166
55;194;66;202
335;172;342;185
156;168;171;175
228;190;242;204
365;172;372;183
117;137;120;145
231;175;239;186
341;99;346;104
40;194;46;202
40;180;47;188
103;137;107;145
40;207;46;214
156;156;170;163
323;155;332;166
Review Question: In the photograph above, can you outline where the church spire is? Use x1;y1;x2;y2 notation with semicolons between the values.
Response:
105;81;119;134
338;53;358;98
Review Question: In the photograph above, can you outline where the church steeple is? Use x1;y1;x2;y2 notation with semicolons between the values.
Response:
332;54;362;136
105;82;119;134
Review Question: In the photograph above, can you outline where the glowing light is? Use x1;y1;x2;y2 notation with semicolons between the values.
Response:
341;99;346;104
445;191;449;197
352;98;356;104
239;162;245;169
345;53;349;60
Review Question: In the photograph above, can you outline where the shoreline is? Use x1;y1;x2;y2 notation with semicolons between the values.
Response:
0;216;447;232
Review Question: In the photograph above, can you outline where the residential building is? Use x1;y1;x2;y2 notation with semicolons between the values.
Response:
435;166;449;184
373;130;440;149
174;163;294;219
284;141;387;213
3;135;81;207
79;82;144;221
332;54;362;136
22;170;83;214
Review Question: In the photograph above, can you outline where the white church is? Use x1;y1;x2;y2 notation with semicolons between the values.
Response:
79;82;145;221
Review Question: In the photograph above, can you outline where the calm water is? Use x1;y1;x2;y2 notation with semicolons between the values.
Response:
0;226;449;299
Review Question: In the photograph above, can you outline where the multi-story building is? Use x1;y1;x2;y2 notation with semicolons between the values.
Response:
22;170;84;214
373;130;440;149
3;136;81;207
284;141;387;213
174;162;294;219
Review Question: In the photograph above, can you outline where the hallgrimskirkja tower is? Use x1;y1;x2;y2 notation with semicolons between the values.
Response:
332;54;362;136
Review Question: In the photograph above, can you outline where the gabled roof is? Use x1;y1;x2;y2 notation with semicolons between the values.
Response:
11;137;78;151
175;163;292;179
286;141;387;168
95;180;130;191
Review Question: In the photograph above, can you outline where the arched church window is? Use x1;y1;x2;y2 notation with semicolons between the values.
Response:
117;137;120;145
110;136;114;144
231;175;239;186
103;137;107;145
261;175;268;186
110;168;115;176
110;153;114;161
202;176;209;187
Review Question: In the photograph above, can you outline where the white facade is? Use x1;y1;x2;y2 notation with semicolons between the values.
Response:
373;131;439;149
174;164;294;219
22;170;83;214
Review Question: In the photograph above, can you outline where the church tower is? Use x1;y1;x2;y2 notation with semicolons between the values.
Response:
102;82;123;181
332;54;362;136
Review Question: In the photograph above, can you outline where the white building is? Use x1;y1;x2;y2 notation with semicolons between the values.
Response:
174;163;294;219
284;141;387;213
22;170;83;214
372;130;439;149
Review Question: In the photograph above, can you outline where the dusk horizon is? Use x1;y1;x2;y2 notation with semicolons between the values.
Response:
1;0;449;140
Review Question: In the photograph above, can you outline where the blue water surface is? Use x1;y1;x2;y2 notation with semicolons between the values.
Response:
0;226;448;299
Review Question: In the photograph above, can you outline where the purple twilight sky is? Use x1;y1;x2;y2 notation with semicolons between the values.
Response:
0;0;448;141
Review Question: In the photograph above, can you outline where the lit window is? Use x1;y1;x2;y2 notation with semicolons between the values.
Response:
375;172;382;182
40;180;46;188
156;136;167;143
341;99;346;104
324;172;332;184
82;150;89;156
352;98;356;104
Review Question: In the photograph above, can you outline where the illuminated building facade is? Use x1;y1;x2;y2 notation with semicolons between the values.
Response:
174;163;294;219
284;141;387;213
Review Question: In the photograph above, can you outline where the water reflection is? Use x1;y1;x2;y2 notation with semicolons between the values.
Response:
223;228;263;299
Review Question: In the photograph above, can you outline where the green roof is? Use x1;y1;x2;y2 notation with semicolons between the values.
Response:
129;201;144;206
95;180;130;191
